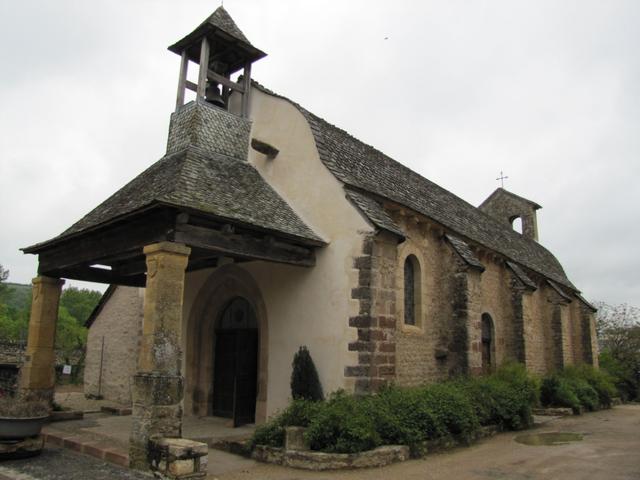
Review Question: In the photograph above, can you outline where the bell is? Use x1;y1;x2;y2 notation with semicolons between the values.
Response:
205;81;226;108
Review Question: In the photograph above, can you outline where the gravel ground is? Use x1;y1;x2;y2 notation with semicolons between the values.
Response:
0;447;148;480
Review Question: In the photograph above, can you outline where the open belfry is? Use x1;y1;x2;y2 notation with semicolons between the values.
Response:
21;6;598;473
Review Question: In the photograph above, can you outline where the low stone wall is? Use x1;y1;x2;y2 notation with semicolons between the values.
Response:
252;445;410;471
252;424;499;471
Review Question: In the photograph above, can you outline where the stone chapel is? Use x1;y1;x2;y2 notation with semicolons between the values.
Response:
19;6;597;469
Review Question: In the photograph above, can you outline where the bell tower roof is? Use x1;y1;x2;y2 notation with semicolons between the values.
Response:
168;6;266;74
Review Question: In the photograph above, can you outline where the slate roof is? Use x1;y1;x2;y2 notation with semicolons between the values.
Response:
479;187;542;210
250;81;576;290
45;147;323;247
345;189;404;238
201;6;252;45
445;235;485;272
506;261;537;290
168;7;266;72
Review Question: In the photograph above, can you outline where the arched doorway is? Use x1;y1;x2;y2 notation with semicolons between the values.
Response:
481;313;495;374
186;265;268;424
212;297;258;426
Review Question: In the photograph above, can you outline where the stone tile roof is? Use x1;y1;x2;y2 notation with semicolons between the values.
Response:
506;261;537;290
203;6;252;45
547;279;573;302
55;147;324;245
445;235;485;272
345;190;404;238
250;80;576;290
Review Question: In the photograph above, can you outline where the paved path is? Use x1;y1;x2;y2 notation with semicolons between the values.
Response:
0;447;147;480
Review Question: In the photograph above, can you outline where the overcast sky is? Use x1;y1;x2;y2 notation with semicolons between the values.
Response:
0;1;638;306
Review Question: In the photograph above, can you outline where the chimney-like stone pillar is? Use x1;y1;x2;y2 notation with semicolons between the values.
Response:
129;242;191;471
18;276;64;404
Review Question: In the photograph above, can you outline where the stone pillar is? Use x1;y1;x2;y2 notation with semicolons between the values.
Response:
451;265;483;376
510;284;527;364
18;276;64;404
580;305;599;367
130;242;191;471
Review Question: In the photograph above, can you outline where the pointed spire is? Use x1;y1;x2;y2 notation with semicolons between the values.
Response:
168;7;266;74
202;6;251;45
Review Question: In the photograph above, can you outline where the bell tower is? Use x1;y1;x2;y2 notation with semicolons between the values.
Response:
168;7;266;117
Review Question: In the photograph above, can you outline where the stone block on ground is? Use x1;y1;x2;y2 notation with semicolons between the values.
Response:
149;437;208;479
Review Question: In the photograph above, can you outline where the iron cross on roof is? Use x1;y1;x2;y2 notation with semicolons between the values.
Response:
496;171;509;188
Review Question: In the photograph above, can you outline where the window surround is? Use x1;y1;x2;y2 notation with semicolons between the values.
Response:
397;242;425;335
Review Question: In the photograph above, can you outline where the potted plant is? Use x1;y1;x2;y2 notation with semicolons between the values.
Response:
0;398;50;440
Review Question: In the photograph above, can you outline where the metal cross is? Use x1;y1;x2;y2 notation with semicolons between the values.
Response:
496;171;509;188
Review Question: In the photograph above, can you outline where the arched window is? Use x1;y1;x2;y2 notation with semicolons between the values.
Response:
481;313;495;373
403;255;421;326
511;216;523;234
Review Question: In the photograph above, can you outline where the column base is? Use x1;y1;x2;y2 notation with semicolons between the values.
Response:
129;373;184;471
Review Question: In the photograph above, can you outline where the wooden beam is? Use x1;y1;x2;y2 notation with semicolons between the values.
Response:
51;267;146;288
111;259;147;276
186;256;220;272
185;80;197;92
175;50;189;110
197;37;210;99
206;69;245;93
35;210;174;275
174;224;314;267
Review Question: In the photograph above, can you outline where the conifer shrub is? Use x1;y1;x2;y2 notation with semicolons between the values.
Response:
290;346;324;401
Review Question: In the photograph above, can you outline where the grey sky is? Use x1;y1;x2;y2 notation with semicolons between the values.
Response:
0;1;638;305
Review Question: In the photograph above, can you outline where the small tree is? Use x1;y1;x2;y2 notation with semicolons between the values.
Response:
291;346;324;401
594;301;640;400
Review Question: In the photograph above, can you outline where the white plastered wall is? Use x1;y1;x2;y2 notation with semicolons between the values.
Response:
180;87;374;418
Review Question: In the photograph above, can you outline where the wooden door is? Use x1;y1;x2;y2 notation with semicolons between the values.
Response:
212;297;258;426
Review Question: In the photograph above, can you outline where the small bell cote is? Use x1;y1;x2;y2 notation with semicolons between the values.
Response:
479;188;542;241
169;6;266;117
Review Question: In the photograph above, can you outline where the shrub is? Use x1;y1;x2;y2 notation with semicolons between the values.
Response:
600;351;639;401
540;366;616;413
250;363;541;454
249;399;321;449
290;346;324;401
305;392;380;453
464;362;539;430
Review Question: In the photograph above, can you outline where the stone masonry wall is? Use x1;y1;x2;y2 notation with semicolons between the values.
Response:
394;220;459;385
477;258;518;366
84;286;144;404
345;232;398;393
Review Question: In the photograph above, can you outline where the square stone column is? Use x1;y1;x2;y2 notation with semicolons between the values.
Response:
130;242;191;471
451;266;483;376
18;276;64;404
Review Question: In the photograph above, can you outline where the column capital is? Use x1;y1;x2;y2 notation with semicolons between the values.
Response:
32;276;65;287
143;241;191;257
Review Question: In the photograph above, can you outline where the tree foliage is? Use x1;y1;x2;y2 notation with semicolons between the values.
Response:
594;301;640;400
291;346;324;401
0;271;100;360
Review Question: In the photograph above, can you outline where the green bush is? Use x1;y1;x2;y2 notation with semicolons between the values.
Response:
462;363;539;430
290;346;324;401
251;366;539;453
305;392;380;453
540;366;616;413
600;351;639;401
249;399;321;448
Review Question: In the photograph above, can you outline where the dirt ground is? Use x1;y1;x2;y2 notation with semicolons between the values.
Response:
211;404;640;480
